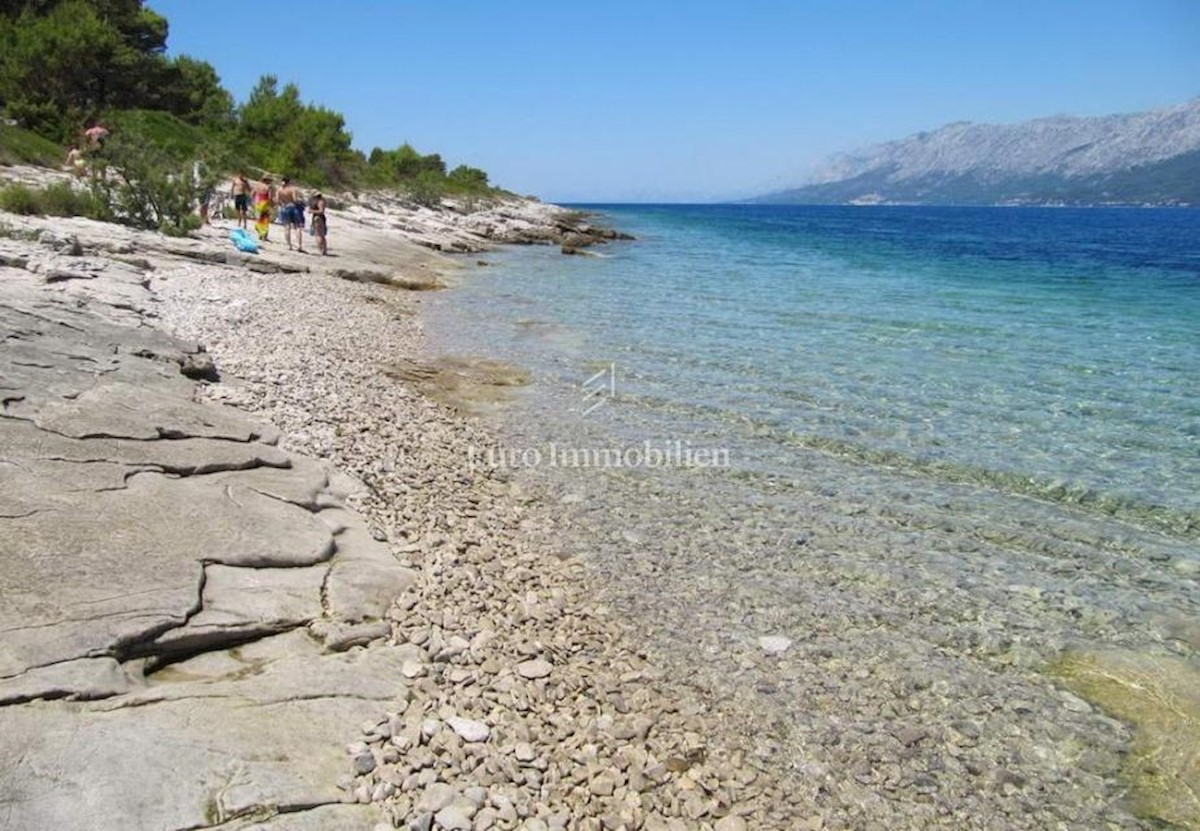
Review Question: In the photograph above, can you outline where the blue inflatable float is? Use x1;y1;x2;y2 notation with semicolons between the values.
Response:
229;228;259;254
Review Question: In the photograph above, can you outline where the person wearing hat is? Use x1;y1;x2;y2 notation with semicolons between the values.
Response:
252;176;275;241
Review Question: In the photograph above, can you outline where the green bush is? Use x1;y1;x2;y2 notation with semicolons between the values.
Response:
0;184;41;214
0;180;104;218
406;170;447;208
89;128;201;235
39;180;98;216
105;110;208;163
0;219;41;241
447;164;489;192
0;124;64;167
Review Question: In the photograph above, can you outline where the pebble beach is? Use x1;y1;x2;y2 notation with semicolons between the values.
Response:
1;167;1196;830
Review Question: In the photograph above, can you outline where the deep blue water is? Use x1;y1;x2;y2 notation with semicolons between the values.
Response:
429;205;1200;535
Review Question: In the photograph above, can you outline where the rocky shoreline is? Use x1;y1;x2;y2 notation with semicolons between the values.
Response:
3;167;1195;831
0;174;806;831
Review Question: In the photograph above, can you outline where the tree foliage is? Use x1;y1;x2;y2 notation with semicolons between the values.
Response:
236;75;358;185
368;143;446;182
366;145;493;203
448;164;489;190
0;0;498;202
87;125;202;235
0;0;227;138
155;56;235;129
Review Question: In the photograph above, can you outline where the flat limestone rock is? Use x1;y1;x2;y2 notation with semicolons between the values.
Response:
0;657;135;705
130;629;408;704
0;201;430;831
0;636;407;831
0;696;374;831
208;455;332;511
32;380;262;441
0;469;335;678
0;418;292;475
146;563;329;656
324;523;416;622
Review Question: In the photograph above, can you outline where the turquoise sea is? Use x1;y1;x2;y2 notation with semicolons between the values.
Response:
432;205;1199;537
424;204;1200;826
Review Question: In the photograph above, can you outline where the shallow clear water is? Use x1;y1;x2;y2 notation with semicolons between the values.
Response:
429;205;1200;537
423;205;1200;828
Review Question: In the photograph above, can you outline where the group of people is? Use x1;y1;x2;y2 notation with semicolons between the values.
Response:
63;122;110;177
230;173;328;255
58;120;329;256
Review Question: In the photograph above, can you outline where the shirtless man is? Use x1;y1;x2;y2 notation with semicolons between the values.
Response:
230;173;250;229
277;176;305;252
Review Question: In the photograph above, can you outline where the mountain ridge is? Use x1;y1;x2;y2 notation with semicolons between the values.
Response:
757;98;1200;206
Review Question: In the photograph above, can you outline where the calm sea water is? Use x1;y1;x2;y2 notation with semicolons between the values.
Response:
423;205;1198;827
428;205;1199;538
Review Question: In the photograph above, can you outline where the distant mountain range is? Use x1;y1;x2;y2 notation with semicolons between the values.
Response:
756;98;1200;206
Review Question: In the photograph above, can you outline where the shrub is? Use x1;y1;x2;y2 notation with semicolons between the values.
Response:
105;110;208;163
447;164;489;191
406;170;446;208
0;184;40;214
0;180;106;218
0;220;41;241
0;124;64;167
88;129;201;235
38;180;99;217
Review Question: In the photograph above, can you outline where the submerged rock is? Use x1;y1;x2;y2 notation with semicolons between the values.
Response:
1054;649;1200;829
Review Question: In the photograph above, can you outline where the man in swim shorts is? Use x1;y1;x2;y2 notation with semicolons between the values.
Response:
277;176;305;252
231;173;250;229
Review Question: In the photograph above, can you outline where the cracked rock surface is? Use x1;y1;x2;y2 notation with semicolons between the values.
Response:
0;222;414;830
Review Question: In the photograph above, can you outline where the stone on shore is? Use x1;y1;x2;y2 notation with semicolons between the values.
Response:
516;658;553;679
758;635;793;655
446;716;491;743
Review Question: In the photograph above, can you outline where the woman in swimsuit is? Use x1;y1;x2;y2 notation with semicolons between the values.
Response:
310;192;329;256
252;177;274;241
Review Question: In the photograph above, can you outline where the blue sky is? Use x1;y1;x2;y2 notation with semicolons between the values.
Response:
152;0;1199;202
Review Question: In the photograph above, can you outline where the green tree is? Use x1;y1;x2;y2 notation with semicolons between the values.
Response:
448;164;489;190
237;74;356;185
0;0;171;138
367;142;450;183
154;56;235;130
87;125;200;235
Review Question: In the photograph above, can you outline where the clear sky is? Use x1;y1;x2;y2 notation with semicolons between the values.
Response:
151;0;1199;202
